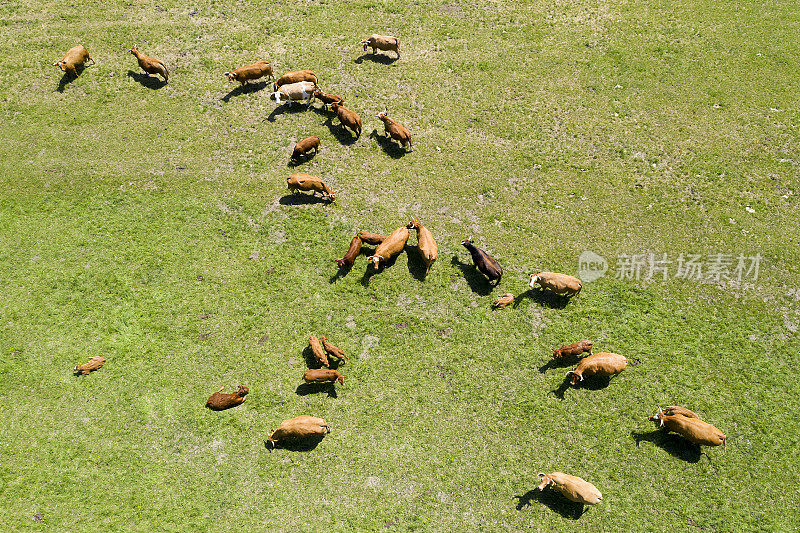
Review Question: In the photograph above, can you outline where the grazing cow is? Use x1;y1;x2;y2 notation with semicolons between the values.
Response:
379;112;413;151
290;136;320;164
406;219;436;274
360;34;400;57
308;336;329;367
491;294;514;309
130;45;168;82
270;81;316;107
460;238;502;284
552;340;593;362
357;231;386;245
303;369;345;385
313;90;343;109
266;415;330;449
320;337;348;363
367;225;409;269
206;385;249;411
528;272;582;297
537;472;602;505
225;60;274;85
337;237;363;269
74;356;105;375
649;407;726;447
330;102;362;138
286;173;335;201
567;352;627;385
54;45;94;77
273;70;317;91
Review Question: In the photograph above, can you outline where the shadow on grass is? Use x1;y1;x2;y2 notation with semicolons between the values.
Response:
405;245;429;281
551;374;612;400
127;70;167;90
330;263;352;283
514;490;584;519
279;193;332;206
267;102;310;122
221;80;268;102
354;53;399;65
631;430;702;463
287;151;316;167
57;67;85;92
360;252;401;287
265;435;325;452
450;255;495;296
324;116;359;145
369;129;406;159
301;345;343;370
515;288;570;310
538;357;576;374
295;382;338;398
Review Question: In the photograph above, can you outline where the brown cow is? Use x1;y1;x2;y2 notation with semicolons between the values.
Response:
406;219;436;274
303;369;345;385
74;356;105;375
266;415;330;449
567;352;627;385
130;45;168;82
357;231;387;245
330;102;362;138
491;294;515;309
273;70;317;91
286;173;335;201
308;336;329;367
379;112;413;151
537;472;602;505
320;336;348;363
54;45;94;77
529;272;582;297
649;407;726;447
367;225;409;269
313;90;343;109
360;34;400;58
225;60;273;85
290;136;320;164
337;237;363;269
206;385;249;411
552;340;593;361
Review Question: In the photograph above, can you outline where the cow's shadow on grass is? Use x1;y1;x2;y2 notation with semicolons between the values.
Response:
450;256;495;296
631;430;702;463
324;117;358;146
551;374;612;400
538;357;576;374
287;152;316;168
127;70;166;90
301;345;343;371
57;67;85;92
330;262;352;283
295;382;338;398
515;288;570;309
514;489;584;519
354;53;399;65
369;129;406;159
279;193;331;206
267;102;310;122
265;435;326;452
405;245;429;281
361;252;401;287
221;81;268;102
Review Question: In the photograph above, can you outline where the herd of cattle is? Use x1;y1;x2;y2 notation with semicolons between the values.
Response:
61;34;726;513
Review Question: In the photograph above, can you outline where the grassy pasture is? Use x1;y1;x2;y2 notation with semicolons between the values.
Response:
1;0;799;530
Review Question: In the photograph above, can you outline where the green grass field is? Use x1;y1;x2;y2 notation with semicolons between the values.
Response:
1;0;800;530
